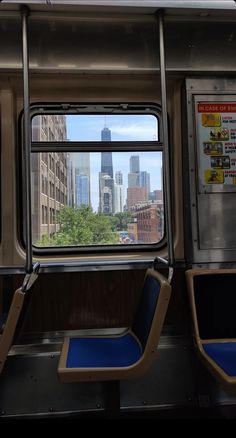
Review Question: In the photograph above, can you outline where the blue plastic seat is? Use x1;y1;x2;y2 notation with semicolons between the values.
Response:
66;334;142;368
203;343;236;377
58;269;171;382
186;269;236;390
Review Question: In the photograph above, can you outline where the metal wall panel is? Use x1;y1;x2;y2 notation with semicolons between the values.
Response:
0;337;196;417
1;335;236;418
198;194;236;249
185;79;236;264
1;17;236;72
0;353;105;416
2;1;236;10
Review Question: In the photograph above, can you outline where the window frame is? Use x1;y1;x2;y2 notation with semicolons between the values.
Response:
23;102;165;255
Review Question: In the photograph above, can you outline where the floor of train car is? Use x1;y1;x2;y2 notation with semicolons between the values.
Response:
1;333;236;419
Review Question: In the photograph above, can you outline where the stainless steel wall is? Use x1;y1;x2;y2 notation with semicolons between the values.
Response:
185;78;236;265
0;15;236;73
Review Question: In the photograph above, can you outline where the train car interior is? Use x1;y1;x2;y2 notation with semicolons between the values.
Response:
1;0;236;419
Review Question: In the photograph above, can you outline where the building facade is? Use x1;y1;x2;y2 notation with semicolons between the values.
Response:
127;187;148;211
135;201;164;243
99;173;115;213
31;115;68;243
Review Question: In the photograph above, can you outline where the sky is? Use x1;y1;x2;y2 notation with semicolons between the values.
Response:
67;114;158;142
66;114;162;211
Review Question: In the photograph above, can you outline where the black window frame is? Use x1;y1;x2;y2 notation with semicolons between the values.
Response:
22;102;165;255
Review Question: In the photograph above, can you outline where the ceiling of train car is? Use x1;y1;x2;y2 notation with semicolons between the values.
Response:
0;0;236;14
0;0;236;73
0;10;236;73
0;0;235;7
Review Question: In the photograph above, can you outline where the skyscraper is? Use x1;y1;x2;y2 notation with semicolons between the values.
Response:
67;154;75;207
140;171;151;195
128;173;139;188
99;126;115;213
76;174;89;207
101;127;113;178
130;155;140;174
114;171;124;213
101;127;111;142
99;174;115;213
75;152;91;206
128;155;140;188
115;171;123;185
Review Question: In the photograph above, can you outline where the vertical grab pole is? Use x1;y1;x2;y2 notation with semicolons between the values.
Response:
21;6;33;273
158;10;174;270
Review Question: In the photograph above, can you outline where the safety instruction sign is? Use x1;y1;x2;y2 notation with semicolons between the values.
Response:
196;102;236;190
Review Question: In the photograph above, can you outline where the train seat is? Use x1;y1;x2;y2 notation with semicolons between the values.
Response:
0;263;40;374
186;269;236;390
0;289;25;374
57;269;171;383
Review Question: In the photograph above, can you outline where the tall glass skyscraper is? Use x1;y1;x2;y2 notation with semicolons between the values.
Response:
101;127;113;178
140;170;150;194
76;174;89;206
101;127;111;141
76;152;90;205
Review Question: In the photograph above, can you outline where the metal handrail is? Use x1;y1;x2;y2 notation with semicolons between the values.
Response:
157;10;174;282
21;6;33;274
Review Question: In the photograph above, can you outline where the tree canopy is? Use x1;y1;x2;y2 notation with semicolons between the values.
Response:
37;205;119;246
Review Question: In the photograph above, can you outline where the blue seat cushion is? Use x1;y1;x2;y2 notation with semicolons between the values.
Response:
203;342;236;376
66;333;142;368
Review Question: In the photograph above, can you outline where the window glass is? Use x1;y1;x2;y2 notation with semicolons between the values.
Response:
32;114;158;142
30;112;163;248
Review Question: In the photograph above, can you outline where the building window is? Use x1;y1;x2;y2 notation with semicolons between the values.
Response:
30;106;164;250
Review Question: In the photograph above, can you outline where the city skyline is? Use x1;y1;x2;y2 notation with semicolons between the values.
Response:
31;113;163;246
69;115;162;212
73;151;162;212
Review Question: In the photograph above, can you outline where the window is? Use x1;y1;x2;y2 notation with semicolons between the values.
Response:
30;105;164;250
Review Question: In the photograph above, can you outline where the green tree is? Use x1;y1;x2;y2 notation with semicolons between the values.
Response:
36;205;118;247
113;212;133;231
